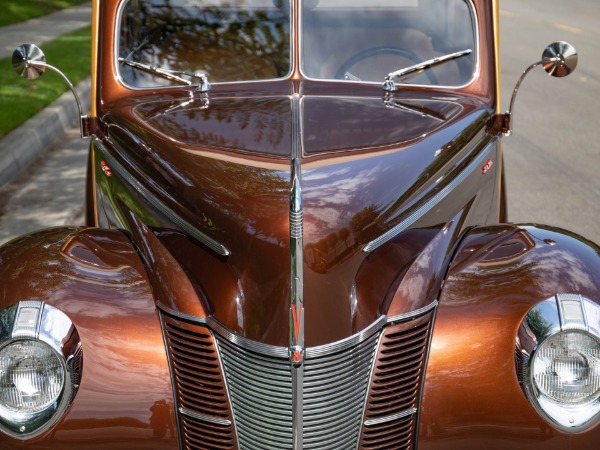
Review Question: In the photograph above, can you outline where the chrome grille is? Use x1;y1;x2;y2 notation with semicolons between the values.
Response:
304;332;380;449
161;309;434;450
217;339;293;449
216;330;381;450
359;314;433;450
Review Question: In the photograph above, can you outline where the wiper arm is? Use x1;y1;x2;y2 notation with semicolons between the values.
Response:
383;49;472;91
118;57;211;92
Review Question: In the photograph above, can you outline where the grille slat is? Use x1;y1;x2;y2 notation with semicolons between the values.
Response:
163;317;237;449
359;315;433;450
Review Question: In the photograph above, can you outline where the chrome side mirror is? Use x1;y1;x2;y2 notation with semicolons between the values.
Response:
541;41;578;78
502;41;578;136
12;43;47;79
11;43;91;137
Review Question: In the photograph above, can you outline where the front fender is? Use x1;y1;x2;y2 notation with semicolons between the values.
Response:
419;224;600;449
0;227;177;449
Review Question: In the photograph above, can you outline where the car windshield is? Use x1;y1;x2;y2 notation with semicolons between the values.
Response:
302;0;477;85
117;0;476;88
118;0;292;88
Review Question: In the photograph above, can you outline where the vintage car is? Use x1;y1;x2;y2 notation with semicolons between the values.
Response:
1;0;598;448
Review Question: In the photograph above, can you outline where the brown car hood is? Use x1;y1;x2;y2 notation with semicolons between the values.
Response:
102;88;492;347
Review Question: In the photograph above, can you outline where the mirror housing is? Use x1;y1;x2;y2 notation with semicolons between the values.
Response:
541;41;578;78
11;43;91;137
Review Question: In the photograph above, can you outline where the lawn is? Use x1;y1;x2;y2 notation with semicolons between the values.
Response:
0;26;91;138
0;0;89;27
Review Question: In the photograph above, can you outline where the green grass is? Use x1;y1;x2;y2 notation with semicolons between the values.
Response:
0;0;88;27
0;26;91;138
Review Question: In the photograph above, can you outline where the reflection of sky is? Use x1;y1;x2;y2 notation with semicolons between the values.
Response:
534;247;597;294
303;161;389;241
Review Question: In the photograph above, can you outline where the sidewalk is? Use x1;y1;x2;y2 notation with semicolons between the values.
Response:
0;2;92;189
0;2;92;59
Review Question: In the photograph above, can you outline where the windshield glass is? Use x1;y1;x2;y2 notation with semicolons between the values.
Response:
301;0;477;86
118;0;291;88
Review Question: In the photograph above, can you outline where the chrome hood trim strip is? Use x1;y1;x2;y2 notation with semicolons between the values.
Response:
363;138;496;253
94;138;231;256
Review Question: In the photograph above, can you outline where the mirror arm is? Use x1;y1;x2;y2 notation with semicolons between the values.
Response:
30;61;91;138
501;57;560;136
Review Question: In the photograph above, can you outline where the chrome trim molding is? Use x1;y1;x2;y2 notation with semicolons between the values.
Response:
289;92;305;449
113;0;295;91
156;302;208;325
157;301;438;359
306;316;386;359
364;407;417;427
298;0;481;91
387;300;438;324
363;140;495;253
355;329;386;450
94;139;231;256
178;407;232;426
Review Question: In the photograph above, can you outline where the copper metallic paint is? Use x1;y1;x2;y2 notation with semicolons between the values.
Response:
419;224;600;448
0;228;177;449
93;84;501;345
5;0;597;447
85;0;504;347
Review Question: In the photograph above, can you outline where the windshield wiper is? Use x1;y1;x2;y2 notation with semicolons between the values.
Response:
383;49;472;91
118;57;210;92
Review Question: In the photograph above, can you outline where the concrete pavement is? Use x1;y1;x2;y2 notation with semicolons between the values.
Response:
0;2;92;59
0;2;92;190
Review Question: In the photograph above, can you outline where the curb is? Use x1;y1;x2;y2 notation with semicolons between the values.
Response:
0;78;91;190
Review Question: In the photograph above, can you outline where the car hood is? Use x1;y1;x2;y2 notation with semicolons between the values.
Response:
102;89;493;348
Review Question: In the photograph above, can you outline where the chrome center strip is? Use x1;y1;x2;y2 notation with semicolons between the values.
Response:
363;139;496;253
364;408;417;427
178;407;232;427
94;139;231;256
289;92;305;450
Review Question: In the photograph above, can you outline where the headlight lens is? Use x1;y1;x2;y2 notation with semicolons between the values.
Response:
532;331;600;404
0;340;65;414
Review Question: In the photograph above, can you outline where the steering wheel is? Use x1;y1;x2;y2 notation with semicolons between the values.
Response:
334;46;438;85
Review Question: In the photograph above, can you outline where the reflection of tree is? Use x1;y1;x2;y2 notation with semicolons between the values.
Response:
120;0;291;86
306;204;381;273
181;157;289;247
136;97;290;155
445;260;544;307
150;399;175;438
526;308;552;340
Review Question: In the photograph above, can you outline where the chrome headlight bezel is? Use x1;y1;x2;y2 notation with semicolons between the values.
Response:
516;294;600;433
0;301;82;439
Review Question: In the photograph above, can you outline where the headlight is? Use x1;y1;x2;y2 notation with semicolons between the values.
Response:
0;301;82;439
517;294;600;432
